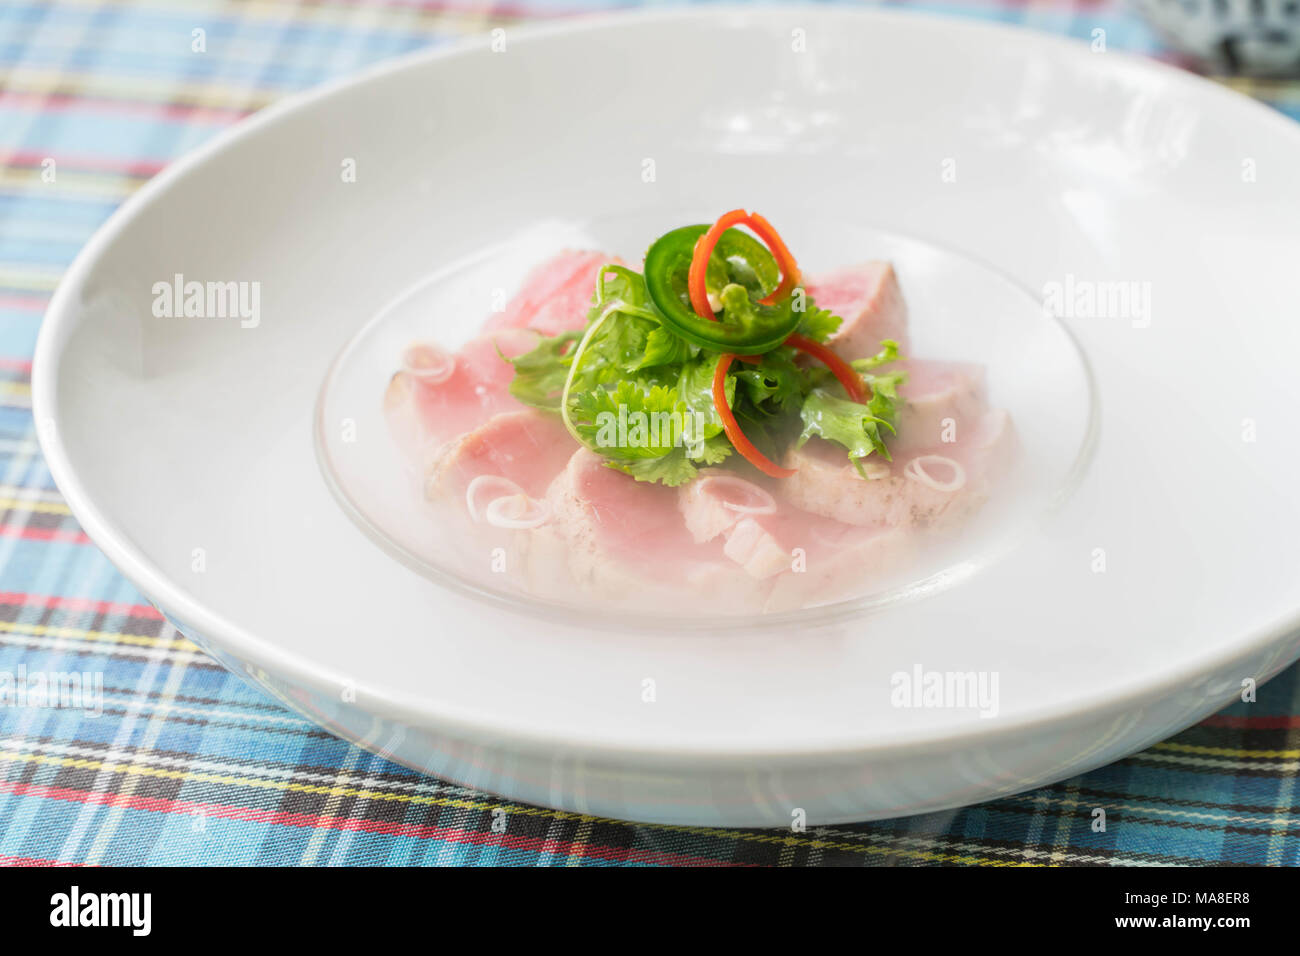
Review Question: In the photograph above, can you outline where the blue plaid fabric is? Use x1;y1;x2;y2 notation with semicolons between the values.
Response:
2;0;1298;866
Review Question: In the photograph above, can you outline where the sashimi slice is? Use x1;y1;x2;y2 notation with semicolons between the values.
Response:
384;327;539;464
678;470;778;545
676;469;907;606
891;358;988;452
425;409;576;504
763;519;908;612
551;448;696;563
722;517;792;579
677;471;794;579
803;262;910;359
483;249;617;336
781;409;1015;530
514;449;768;604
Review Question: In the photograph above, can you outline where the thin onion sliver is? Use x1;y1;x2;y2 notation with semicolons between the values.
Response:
465;475;525;523
903;455;966;493
402;343;456;385
484;493;551;530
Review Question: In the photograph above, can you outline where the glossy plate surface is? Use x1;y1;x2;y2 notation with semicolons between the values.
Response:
33;7;1300;825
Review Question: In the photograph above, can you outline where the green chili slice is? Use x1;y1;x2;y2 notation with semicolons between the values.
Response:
643;225;800;355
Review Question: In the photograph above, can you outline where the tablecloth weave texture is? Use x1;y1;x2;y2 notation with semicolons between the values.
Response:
2;0;1299;867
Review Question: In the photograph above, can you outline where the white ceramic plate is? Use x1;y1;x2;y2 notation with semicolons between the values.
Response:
33;6;1300;826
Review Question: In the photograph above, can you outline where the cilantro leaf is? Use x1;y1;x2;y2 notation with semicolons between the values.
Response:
637;325;694;370
590;265;658;320
851;338;901;370
609;450;700;487
793;299;843;343
733;346;804;414
690;433;734;466
502;241;915;486
504;330;580;410
608;433;733;486
564;311;653;393
780;287;844;342
804;338;903;392
569;380;693;461
797;369;906;475
676;352;734;438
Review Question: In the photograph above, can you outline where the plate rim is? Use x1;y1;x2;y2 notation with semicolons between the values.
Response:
31;4;1300;762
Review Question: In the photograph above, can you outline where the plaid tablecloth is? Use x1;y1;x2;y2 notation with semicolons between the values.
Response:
2;0;1298;868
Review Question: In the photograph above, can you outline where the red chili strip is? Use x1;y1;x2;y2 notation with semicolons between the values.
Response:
785;332;869;404
712;353;796;479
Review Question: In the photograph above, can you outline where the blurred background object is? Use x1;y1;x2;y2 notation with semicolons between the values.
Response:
1132;0;1300;75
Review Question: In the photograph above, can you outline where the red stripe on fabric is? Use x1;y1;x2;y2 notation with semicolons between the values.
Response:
0;779;748;867
0;525;91;545
0;92;253;124
0;149;167;178
0;591;161;620
1200;715;1300;730
0;357;33;373
0;853;86;867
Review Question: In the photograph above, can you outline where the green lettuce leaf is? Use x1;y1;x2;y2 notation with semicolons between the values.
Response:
793;295;842;343
504;330;581;410
636;325;695;370
503;243;919;486
797;369;906;475
590;265;658;321
733;346;803;414
851;338;902;370
675;352;734;439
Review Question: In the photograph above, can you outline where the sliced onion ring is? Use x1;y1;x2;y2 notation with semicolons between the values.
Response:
465;475;524;523
698;474;778;516
484;493;551;530
903;455;967;493
401;342;456;385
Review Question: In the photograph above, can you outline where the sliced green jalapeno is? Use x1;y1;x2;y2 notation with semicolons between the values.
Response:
643;225;801;356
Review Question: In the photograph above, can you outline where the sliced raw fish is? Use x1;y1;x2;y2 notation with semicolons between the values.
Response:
550;448;701;564
891;358;988;452
384;327;539;464
513;449;768;605
677;471;792;578
676;470;908;606
763;519;908;612
722;517;793;580
803;262;910;359
781;409;1015;530
383;239;1020;614
483;249;617;336
678;470;778;545
425;408;575;503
